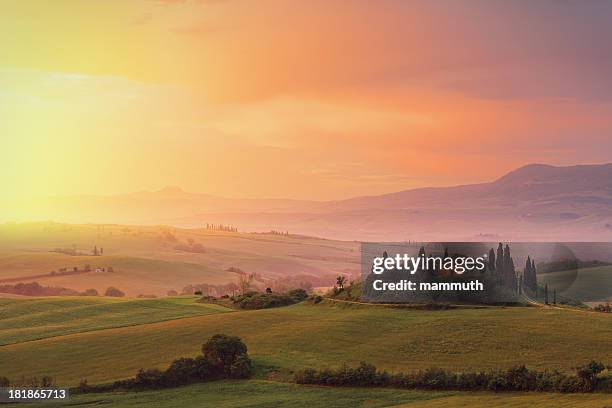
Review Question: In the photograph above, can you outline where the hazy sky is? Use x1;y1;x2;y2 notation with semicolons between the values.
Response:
2;0;612;200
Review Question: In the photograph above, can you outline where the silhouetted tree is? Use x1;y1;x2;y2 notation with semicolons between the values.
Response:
336;275;347;290
488;248;496;273
496;243;504;282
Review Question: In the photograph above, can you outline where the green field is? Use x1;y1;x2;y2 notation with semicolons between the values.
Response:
15;380;612;408
538;265;612;303
1;301;610;386
0;296;231;345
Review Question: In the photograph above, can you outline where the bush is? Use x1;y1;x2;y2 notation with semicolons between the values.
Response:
505;365;534;391
294;361;610;394
486;373;507;392
233;289;309;310
41;376;54;387
82;334;253;393
287;288;308;302
576;361;606;391
229;355;253;379
202;334;248;375
104;286;125;297
0;376;9;387
162;358;199;386
134;369;164;389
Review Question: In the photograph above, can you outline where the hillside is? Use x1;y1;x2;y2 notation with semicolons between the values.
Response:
0;296;231;345
3;163;612;241
0;223;358;296
1;301;610;386
16;380;612;408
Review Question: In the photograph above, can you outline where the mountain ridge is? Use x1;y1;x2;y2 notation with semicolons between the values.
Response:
3;163;612;241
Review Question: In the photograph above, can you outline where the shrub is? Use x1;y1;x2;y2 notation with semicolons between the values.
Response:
293;361;610;394
287;288;308;302
0;376;9;387
505;365;535;391
229;355;253;379
41;376;54;387
576;361;606;391
162;358;199;386
134;369;164;389
202;334;248;375
233;289;309;310
104;286;125;297
486;373;508;392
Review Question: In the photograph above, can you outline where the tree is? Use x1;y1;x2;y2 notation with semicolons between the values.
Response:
576;361;605;391
229;355;253;379
93;246;98;256
524;256;532;285
82;288;99;296
523;256;537;293
531;259;537;291
104;286;125;297
202;334;250;376
336;275;347;290
488;248;496;272
265;287;272;293
544;283;549;304
495;243;504;280
237;273;255;294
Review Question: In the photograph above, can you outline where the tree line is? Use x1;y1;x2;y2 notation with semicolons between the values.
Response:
295;361;611;393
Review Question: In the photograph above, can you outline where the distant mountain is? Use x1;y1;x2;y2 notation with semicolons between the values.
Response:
3;163;612;241
322;163;612;211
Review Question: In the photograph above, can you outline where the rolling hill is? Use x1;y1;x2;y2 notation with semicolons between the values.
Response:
3;163;612;241
1;301;610;386
16;380;612;408
0;296;231;345
0;223;358;296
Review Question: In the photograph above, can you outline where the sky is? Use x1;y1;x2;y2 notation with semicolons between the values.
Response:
1;0;612;201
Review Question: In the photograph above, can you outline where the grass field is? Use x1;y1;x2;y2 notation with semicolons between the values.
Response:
0;223;358;296
538;265;612;303
1;222;611;407
15;380;612;408
0;296;231;345
1;301;610;386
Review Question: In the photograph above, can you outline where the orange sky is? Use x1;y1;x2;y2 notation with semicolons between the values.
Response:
2;0;612;200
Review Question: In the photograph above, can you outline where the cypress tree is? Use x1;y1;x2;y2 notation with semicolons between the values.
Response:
496;243;504;282
503;244;517;290
531;259;538;292
488;248;496;273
